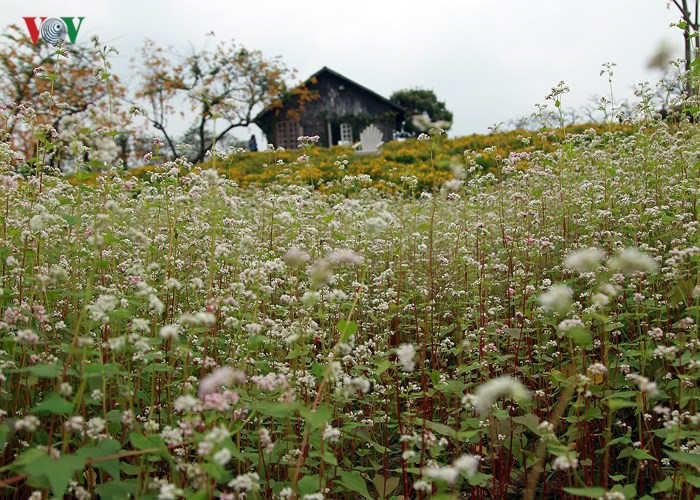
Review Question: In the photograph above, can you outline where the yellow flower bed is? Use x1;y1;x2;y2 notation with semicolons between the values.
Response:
125;123;630;193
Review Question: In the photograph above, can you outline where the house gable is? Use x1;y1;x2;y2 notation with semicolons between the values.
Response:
255;67;405;149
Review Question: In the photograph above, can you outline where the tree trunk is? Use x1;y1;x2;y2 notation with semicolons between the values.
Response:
197;106;208;165
154;122;178;160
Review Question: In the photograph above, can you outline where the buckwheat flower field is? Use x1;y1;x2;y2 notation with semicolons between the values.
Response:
0;112;698;499
1;41;700;499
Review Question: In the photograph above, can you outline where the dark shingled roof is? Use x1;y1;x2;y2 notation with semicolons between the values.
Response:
254;66;405;122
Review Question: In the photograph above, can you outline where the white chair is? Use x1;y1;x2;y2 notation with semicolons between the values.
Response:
352;124;384;155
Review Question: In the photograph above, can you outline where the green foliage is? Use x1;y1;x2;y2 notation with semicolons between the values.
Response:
562;487;607;498
26;455;87;498
31;393;74;415
337;470;373;499
390;87;453;135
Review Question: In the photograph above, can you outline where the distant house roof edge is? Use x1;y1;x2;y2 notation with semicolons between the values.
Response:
254;66;406;123
310;66;406;114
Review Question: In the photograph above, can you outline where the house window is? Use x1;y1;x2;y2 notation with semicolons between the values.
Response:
339;123;353;145
276;120;301;150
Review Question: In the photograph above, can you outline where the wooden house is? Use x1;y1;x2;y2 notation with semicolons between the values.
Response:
254;67;405;150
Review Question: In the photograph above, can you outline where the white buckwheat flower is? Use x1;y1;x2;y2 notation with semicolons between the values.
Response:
563;247;604;273
228;472;260;492
396;343;416;372
323;424;341;443
453;454;480;476
629;374;659;396
609;247;658;274
199;366;237;397
552;454;579;470
159;324;179;341
424;464;459;484
212;447;232;466
472;376;530;414
537;285;573;315
587;363;607;376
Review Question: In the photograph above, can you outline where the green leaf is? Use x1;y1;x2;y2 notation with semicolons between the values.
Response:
651;477;674;493
323;449;338;466
337;470;372;500
0;424;10;451
581;406;603;421
607;399;637;411
32;393;74;415
300;404;332;429
61;214;79;226
665;450;700;466
567;327;592;345
618;447;657;461
253;401;299;418
188;490;210;500
352;428;388;453
372;475;399;498
338;320;357;342
120;462;145;476
108;309;134;319
26;454;86;498
512;414;541;434
629;449;657;461
248;334;267;348
200;462;226;482
375;360;392;375
310;363;326;378
83;363;127;378
611;483;636;499
684;473;700;487
562;487;606;498
420;419;456;438
20;364;62;378
142;363;172;373
75;439;122;479
95;480;137;500
309;449;338;466
10;447;45;471
297;475;320;497
129;433;171;461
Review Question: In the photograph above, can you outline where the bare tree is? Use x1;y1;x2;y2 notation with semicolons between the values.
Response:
134;35;311;163
0;24;124;160
668;0;699;95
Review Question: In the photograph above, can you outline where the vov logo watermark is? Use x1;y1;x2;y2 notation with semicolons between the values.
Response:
22;17;85;45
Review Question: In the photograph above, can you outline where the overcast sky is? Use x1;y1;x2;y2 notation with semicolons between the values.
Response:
3;0;684;140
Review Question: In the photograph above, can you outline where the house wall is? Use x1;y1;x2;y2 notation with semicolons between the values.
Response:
300;72;400;147
257;72;403;149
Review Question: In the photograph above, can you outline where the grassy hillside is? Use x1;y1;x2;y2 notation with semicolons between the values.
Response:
123;123;631;193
